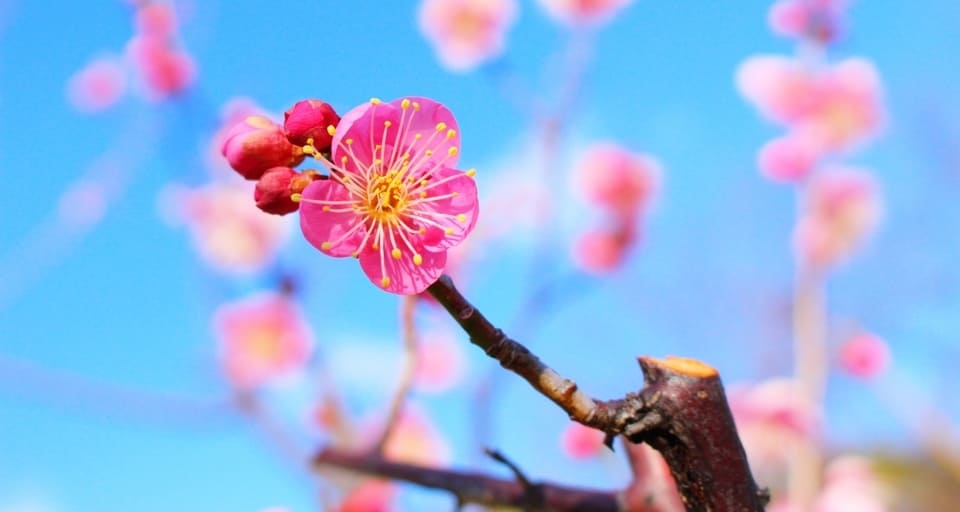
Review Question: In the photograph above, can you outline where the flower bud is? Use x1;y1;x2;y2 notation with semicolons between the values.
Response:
254;167;321;215
222;116;305;180
283;99;340;151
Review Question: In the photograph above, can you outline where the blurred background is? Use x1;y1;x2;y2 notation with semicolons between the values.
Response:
0;0;958;510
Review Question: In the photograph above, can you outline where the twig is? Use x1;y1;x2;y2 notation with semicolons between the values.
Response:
374;295;419;452
426;275;767;511
485;448;533;488
314;448;619;512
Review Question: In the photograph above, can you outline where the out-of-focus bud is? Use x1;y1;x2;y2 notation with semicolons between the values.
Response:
283;99;340;151
254;167;321;215
221;116;305;180
838;331;891;379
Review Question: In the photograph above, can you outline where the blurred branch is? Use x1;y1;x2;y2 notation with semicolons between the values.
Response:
314;448;620;512
426;275;768;511
374;295;419;452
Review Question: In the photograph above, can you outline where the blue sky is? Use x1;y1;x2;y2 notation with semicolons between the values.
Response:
1;1;959;510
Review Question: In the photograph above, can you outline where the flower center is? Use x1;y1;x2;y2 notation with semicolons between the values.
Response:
366;171;408;221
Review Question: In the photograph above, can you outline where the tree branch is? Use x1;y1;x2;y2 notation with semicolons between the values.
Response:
426;275;768;511
314;448;620;512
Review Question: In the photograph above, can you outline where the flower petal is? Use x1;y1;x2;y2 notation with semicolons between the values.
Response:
299;180;365;257
412;166;479;251
358;235;446;295
392;96;461;172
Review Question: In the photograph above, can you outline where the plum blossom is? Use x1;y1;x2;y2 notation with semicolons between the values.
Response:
419;0;517;71
573;143;660;218
560;422;605;459
298;97;479;295
728;379;820;485
838;331;891;379
213;292;314;390
162;181;291;274
757;133;821;183
536;0;633;26
336;481;395;512
793;168;881;269
66;56;127;113
768;0;848;43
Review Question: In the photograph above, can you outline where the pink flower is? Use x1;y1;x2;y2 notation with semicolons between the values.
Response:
163;181;291;274
798;58;885;152
536;0;632;26
382;406;451;467
728;379;820;483
757;132;821;183
298;97;479;295
336;481;395;512
67;57;127;113
413;330;466;393
573;143;660;217
572;228;634;274
620;442;685;512
135;2;178;38
838;331;891;379
768;0;847;43
793;168;881;269
736;55;818;125
815;456;890;512
255;167;322;216
126;35;195;99
560;422;605;459
213;292;314;390
221;115;305;180
419;0;517;71
284;99;341;149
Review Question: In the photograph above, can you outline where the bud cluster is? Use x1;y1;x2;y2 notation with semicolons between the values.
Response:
220;99;341;215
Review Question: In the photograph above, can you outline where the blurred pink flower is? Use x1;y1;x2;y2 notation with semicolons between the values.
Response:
299;97;479;295
560;422;605;459
413;330;466;393
814;455;890;512
736;55;818;124
536;0;633;26
419;0;517;71
135;2;178;38
382;406;451;467
126;35;195;100
620;442;684;512
66;57;127;113
738;57;884;153
572;228;634;274
757;132;821;183
163;181;291;274
793;168;881;269
838;331;891;379
573;143;660;217
798;58;885;152
768;0;847;43
213;292;314;390
729;379;820;484
336;481;395;512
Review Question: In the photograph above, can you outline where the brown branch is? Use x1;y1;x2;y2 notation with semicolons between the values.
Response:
314;448;620;512
426;275;768;511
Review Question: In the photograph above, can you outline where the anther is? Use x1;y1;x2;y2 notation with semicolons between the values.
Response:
448;147;459;156
401;99;411;109
381;276;391;287
391;248;402;260
321;241;332;250
413;254;423;266
326;125;336;136
436;122;447;132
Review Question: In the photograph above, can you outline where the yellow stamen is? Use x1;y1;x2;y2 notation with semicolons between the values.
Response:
391;248;402;260
446;129;456;139
370;98;382;104
321;241;332;250
322;205;330;212
381;276;391;287
436;122;447;132
457;214;467;222
413;254;423;266
413;102;420;111
401;99;411;109
384;120;392;128
444;228;454;235
466;168;477;177
326;125;336;136
345;138;353;145
448;147;459;157
290;193;302;203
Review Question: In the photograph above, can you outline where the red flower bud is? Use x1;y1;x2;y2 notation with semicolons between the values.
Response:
254;167;321;215
283;99;340;151
222;116;305;180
